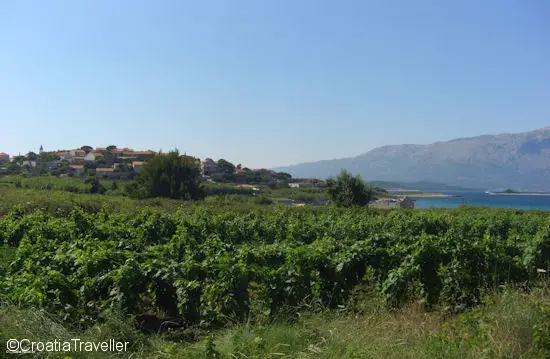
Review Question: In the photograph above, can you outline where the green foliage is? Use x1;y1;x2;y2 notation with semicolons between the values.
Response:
204;335;222;358
85;177;106;194
216;159;236;175
80;145;93;153
253;196;273;205
202;183;253;196
0;287;547;358
111;181;119;192
26;151;38;161
130;150;204;200
0;205;549;333
326;170;373;207
532;294;550;356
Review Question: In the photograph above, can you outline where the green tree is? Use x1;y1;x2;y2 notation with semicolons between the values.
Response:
13;156;25;165
326;170;372;207
217;159;236;175
130;150;204;200
38;152;60;162
26;152;38;161
6;162;21;175
85;177;106;194
110;181;119;192
106;145;117;152
80;145;93;154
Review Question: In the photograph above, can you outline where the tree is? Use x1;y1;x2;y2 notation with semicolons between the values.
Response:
217;159;236;175
39;152;60;162
13;156;25;165
129;150;204;200
80;146;93;154
326;170;373;207
27;152;37;161
85;177;106;194
274;172;292;182
6;162;21;175
111;181;119;192
106;145;117;152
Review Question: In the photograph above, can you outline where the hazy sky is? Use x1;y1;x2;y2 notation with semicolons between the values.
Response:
1;0;548;168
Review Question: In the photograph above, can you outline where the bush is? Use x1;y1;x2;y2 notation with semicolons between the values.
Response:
85;177;106;194
129;150;204;200
253;196;273;205
326;170;372;207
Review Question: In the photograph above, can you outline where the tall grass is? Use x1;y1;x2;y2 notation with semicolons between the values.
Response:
0;287;547;358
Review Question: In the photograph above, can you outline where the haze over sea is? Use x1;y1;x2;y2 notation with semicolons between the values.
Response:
411;191;550;211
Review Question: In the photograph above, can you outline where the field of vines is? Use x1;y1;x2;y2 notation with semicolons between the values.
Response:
1;205;549;331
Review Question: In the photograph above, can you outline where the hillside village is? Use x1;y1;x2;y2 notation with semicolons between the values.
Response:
0;146;414;208
1;146;277;181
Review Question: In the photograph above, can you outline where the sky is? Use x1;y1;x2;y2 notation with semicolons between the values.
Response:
1;0;549;168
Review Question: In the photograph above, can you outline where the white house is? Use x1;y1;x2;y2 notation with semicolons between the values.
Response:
288;182;313;189
84;152;104;162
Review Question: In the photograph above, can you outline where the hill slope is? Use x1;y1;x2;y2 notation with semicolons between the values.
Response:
274;127;550;191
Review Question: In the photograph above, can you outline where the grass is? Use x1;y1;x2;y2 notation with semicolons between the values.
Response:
0;186;186;216
0;247;16;274
0;175;120;192
0;287;548;358
0;186;301;218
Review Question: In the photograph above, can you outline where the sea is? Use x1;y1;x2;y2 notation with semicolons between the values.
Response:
410;191;550;211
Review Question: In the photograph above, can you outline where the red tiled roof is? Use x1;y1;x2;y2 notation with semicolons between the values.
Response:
69;165;84;169
96;168;114;172
132;161;145;166
90;152;104;157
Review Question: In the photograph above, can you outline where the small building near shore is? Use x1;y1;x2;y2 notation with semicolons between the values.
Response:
397;196;414;209
370;196;414;209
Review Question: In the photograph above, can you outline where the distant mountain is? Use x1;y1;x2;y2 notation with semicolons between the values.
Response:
274;127;550;191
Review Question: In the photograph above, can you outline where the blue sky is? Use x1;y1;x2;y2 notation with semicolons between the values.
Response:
1;0;548;168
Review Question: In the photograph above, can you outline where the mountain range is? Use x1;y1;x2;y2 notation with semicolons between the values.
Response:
274;127;550;191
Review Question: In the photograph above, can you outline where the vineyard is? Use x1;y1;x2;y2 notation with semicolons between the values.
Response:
1;205;549;335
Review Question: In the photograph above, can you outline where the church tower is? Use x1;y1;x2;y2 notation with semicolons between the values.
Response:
39;145;44;154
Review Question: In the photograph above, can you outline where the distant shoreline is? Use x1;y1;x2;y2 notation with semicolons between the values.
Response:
392;192;456;198
491;192;550;196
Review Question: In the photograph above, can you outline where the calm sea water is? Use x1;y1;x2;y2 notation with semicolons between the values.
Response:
411;191;550;211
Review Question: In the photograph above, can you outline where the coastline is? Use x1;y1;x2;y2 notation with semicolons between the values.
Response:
393;192;456;198
491;192;550;196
